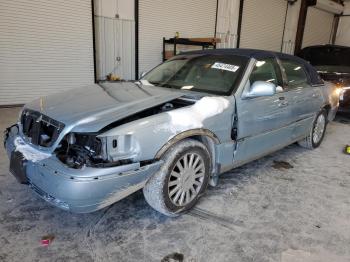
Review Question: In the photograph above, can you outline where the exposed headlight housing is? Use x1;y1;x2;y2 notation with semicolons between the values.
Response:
55;132;103;169
55;133;139;169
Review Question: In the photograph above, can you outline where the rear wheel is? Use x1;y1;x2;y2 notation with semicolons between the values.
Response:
298;109;327;149
143;139;210;217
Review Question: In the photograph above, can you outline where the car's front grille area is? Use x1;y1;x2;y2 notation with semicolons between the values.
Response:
21;109;65;147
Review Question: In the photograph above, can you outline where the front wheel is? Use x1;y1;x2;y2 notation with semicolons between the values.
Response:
143;139;211;217
298;109;327;149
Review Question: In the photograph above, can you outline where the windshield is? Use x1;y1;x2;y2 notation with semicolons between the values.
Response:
299;46;350;73
142;54;248;95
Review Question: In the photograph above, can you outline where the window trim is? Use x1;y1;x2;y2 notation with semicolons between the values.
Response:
240;56;287;100
277;58;311;90
248;56;284;91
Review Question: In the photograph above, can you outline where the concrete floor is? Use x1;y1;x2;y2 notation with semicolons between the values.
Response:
0;107;349;262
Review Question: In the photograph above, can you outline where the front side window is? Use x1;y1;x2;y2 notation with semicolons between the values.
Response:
249;57;283;92
142;54;249;95
280;60;308;88
249;58;281;85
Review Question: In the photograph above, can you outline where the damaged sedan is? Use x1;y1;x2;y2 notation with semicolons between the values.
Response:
4;49;339;216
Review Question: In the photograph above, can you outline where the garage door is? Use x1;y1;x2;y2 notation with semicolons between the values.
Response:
335;16;350;47
239;0;288;51
139;0;217;76
302;7;334;48
0;0;94;105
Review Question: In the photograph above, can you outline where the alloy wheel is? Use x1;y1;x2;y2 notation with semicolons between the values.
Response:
313;113;326;144
167;152;205;207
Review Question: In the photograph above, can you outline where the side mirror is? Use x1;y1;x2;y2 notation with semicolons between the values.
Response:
245;81;276;98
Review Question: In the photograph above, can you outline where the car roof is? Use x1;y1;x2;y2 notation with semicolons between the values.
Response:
181;48;324;86
182;48;294;60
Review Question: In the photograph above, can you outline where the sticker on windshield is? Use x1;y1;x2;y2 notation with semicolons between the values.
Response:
211;62;240;72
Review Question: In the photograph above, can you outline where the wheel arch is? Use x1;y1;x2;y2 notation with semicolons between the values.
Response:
154;129;220;174
321;104;331;122
322;104;331;113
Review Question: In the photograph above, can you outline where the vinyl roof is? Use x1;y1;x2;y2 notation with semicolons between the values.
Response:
181;48;324;85
183;48;296;60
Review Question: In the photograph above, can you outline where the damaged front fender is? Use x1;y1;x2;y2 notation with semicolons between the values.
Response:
99;96;235;162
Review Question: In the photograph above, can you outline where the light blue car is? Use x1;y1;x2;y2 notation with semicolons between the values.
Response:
4;49;339;216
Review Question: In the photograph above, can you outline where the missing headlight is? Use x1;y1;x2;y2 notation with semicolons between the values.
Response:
55;133;104;169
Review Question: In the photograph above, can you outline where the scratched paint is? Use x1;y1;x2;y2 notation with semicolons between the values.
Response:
154;97;230;135
13;137;51;162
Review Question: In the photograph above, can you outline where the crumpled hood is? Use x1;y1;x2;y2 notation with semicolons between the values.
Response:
25;82;186;132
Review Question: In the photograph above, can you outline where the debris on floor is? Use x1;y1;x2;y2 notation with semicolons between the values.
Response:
272;160;294;170
161;252;184;262
40;234;55;246
344;145;350;155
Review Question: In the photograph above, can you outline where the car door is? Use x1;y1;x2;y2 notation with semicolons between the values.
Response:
278;58;324;140
232;56;293;167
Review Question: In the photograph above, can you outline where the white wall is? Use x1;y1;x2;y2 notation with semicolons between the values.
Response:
302;6;335;48
0;0;94;105
215;0;301;54
94;0;135;80
335;2;350;46
95;18;135;80
216;0;240;48
94;0;134;20
282;1;301;54
138;0;217;75
239;0;289;52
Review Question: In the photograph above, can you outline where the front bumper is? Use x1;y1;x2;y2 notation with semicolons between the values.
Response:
4;125;162;213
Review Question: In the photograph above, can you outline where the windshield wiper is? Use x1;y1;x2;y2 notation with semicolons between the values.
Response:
134;81;153;96
148;81;162;85
158;83;174;89
146;80;179;89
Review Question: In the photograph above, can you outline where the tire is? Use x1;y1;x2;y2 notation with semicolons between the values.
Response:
298;109;327;149
143;139;211;217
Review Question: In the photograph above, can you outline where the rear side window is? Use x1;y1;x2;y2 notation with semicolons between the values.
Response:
280;60;308;87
